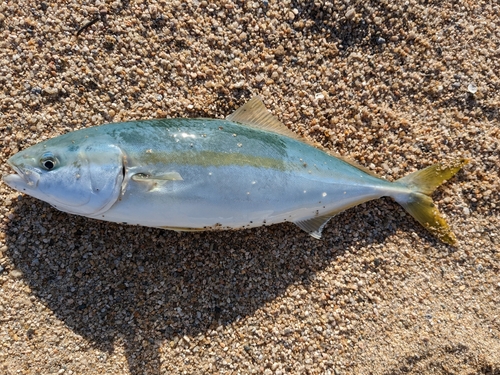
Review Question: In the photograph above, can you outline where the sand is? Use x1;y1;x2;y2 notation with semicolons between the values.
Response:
0;0;499;374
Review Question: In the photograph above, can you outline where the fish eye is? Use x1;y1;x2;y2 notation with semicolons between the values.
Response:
40;152;57;170
43;159;55;170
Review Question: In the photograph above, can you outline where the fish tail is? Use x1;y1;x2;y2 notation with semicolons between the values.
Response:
393;159;469;245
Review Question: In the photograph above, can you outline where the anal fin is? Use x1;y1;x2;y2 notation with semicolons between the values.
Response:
294;215;333;239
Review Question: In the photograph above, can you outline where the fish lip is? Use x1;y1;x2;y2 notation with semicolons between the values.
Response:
3;160;40;189
2;172;22;184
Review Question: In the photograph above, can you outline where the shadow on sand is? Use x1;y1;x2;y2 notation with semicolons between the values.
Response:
3;194;409;374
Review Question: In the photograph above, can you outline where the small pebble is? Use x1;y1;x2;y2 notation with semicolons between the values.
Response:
467;83;477;94
345;8;356;20
10;269;23;278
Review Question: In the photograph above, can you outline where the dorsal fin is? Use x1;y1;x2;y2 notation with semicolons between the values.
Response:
228;97;381;178
227;96;304;142
329;152;382;177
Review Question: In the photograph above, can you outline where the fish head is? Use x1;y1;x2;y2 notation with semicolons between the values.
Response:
3;133;124;216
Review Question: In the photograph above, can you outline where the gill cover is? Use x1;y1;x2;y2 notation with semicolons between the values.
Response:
47;143;124;216
5;140;124;217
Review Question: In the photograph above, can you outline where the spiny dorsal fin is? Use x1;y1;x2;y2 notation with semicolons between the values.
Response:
227;96;304;142
228;97;381;178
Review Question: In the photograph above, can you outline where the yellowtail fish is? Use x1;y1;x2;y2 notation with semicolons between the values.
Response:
3;97;467;244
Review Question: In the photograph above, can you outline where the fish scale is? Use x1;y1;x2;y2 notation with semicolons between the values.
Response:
94;118;386;231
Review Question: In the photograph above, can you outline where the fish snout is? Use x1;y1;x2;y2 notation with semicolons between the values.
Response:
4;163;41;190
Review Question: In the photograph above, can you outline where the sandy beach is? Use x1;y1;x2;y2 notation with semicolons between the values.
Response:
0;1;499;374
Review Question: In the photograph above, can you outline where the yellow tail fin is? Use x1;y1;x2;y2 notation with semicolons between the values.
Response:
394;159;469;245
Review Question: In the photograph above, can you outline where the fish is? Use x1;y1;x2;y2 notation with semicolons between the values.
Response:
3;97;467;244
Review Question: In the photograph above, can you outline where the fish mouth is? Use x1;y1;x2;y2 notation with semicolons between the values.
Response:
3;161;40;191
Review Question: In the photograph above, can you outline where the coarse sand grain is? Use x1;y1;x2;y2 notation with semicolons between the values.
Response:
0;1;499;374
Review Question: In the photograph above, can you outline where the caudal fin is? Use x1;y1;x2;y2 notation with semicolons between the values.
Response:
394;159;469;245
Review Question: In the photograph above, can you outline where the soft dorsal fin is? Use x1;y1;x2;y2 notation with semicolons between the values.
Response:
229;97;381;178
227;96;305;142
329;152;382;178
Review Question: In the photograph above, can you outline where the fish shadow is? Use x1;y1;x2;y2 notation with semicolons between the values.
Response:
5;197;411;374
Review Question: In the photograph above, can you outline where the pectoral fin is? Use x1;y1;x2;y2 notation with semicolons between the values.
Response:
132;171;183;182
131;171;183;192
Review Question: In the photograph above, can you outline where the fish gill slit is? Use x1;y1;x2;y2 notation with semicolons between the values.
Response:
119;155;129;199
